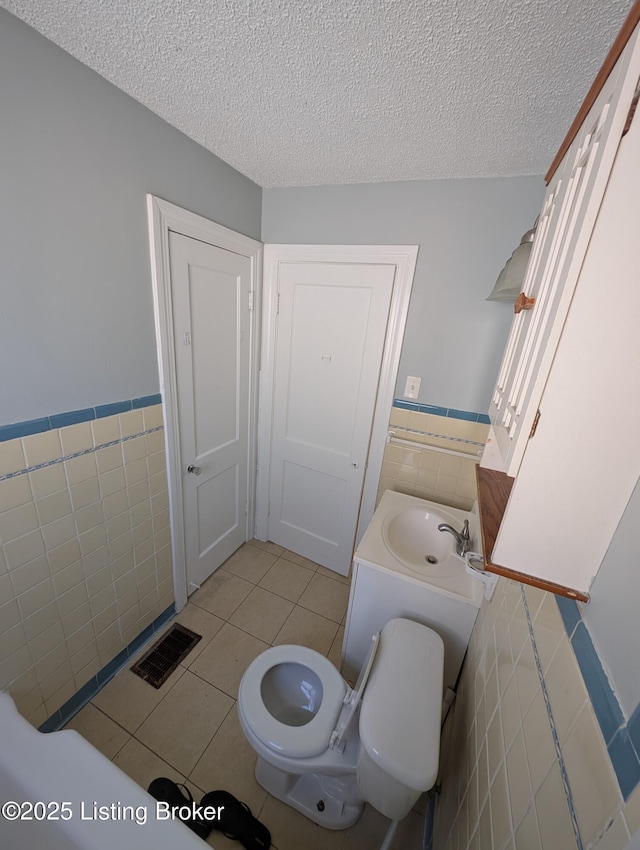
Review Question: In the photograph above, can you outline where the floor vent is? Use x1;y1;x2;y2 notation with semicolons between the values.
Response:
130;624;201;689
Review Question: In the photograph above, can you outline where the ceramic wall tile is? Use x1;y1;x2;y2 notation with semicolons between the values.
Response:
22;431;62;467
435;575;638;850
0;404;173;728
59;422;94;456
562;704;623;846
381;406;486;510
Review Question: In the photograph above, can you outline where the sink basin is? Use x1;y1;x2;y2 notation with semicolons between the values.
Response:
354;490;483;605
382;504;464;577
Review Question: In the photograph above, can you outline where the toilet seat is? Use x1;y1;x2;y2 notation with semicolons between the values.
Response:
238;644;347;759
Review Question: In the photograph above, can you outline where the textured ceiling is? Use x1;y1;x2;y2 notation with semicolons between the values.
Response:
2;0;634;187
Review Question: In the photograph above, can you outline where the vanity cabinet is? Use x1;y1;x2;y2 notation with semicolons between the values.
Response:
343;558;479;694
479;8;640;600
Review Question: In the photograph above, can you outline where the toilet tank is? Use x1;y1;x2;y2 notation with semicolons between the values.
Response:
356;618;444;820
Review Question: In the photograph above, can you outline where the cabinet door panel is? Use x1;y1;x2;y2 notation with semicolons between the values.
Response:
488;28;640;477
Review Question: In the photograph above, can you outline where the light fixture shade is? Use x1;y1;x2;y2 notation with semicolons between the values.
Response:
487;223;537;302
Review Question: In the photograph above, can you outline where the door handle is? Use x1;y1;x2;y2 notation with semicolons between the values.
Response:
187;465;202;475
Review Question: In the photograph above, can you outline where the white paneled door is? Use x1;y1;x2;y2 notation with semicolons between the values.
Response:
168;231;252;591
266;258;396;575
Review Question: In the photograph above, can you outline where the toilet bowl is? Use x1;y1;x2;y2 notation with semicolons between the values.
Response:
237;617;444;830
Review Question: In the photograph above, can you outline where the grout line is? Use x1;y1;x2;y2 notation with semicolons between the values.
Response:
521;585;584;850
295;599;347;626
1;426;164;481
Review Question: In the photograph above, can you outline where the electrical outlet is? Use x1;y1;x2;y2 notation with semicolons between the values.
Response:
403;376;421;399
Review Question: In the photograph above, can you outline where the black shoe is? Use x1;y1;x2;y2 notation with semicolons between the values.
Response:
148;777;212;840
201;789;271;849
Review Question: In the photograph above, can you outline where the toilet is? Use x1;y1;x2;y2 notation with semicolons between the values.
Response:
237;617;444;830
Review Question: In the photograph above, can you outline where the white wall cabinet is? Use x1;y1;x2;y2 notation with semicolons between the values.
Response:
480;17;640;599
487;24;640;480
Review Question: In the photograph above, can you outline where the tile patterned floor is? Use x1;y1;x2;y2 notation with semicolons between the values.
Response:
65;540;426;849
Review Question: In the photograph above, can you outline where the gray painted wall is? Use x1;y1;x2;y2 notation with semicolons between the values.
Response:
0;9;262;426
1;5;545;425
582;479;640;718
263;177;545;413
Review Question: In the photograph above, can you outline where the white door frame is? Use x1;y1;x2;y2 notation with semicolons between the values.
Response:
255;244;418;555
146;195;262;611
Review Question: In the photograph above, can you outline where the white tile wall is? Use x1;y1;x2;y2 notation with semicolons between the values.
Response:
434;578;637;850
0;406;174;728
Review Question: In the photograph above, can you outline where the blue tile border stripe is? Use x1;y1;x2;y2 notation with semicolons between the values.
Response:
571;622;624;745
50;408;95;429
38;603;175;733
556;597;640;800
95;400;133;418
608;728;640;799
522;587;584;849
0;394;162;442
393;399;491;425
556;596;582;638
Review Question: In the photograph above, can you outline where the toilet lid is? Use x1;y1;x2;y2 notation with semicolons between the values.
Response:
238;644;347;759
359;618;444;791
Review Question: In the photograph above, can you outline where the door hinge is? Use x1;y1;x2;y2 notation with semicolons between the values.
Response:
248;290;254;312
529;409;541;439
275;291;280;315
623;78;640;137
183;331;191;345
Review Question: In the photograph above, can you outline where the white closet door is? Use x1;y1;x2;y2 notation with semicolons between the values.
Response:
267;261;395;575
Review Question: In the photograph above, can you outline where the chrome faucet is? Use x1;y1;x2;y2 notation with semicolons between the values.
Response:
438;519;471;557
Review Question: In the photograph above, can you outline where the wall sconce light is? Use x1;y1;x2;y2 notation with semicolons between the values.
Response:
487;220;538;302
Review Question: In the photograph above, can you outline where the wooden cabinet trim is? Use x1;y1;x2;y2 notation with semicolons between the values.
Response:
475;465;590;603
546;0;640;184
